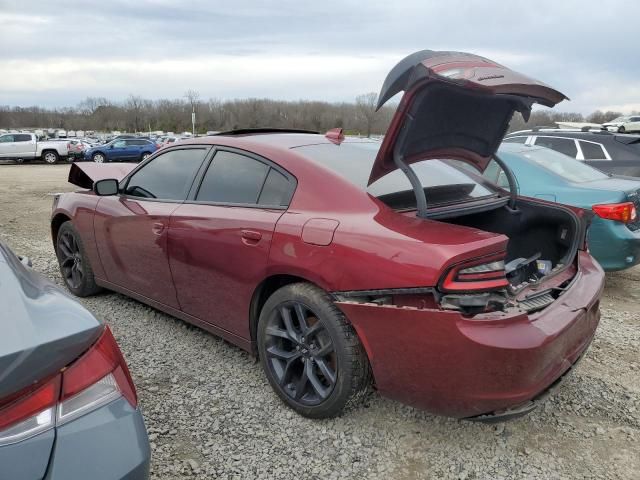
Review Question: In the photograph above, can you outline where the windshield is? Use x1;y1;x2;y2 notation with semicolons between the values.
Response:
296;142;497;209
523;147;609;183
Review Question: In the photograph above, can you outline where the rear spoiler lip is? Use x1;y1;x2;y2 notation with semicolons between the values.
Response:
68;162;137;189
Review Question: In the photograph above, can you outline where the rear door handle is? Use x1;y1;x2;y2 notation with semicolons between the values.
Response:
152;222;165;235
241;230;262;242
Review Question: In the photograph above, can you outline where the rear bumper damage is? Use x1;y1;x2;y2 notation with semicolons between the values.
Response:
336;251;603;419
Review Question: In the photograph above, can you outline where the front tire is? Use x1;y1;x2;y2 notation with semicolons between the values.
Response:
92;152;106;163
619;126;626;133
56;221;101;297
42;150;59;164
257;283;371;418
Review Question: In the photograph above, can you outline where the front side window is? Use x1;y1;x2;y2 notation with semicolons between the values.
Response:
534;137;578;157
579;141;607;160
196;151;269;204
112;140;126;148
124;148;206;200
0;135;14;143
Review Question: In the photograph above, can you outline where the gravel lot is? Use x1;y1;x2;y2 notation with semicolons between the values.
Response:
1;163;639;479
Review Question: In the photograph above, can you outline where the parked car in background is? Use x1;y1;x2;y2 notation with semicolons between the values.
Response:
602;115;640;133
51;50;604;421
0;241;150;479
0;133;69;164
156;136;185;148
483;143;640;271
505;128;640;176
83;138;158;163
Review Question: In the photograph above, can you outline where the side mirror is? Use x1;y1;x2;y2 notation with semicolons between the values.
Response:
94;178;119;196
109;144;114;149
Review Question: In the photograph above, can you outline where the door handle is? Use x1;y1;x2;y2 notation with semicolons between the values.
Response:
241;230;262;242
152;222;165;235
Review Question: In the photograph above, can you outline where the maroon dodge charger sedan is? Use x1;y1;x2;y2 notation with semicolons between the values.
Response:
51;50;604;420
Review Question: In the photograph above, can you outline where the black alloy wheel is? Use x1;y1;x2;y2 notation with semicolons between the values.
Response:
56;221;101;297
264;301;338;405
257;283;371;418
58;229;84;290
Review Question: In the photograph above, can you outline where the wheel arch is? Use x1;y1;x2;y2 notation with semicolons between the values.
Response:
51;212;72;251
249;273;324;353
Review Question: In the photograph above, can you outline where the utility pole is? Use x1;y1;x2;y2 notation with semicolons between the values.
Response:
184;89;200;136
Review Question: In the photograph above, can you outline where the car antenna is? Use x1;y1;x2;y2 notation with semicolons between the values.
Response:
325;128;345;144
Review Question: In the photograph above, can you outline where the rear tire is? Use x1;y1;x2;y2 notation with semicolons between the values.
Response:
56;221;101;297
42;150;59;164
257;282;371;418
93;152;106;163
141;152;151;161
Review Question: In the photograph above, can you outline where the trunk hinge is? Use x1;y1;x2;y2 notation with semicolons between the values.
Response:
492;153;518;210
393;113;429;218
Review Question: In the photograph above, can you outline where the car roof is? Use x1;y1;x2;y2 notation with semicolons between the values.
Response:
178;131;376;152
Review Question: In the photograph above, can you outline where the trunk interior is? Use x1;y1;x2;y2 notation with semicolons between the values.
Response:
444;199;580;289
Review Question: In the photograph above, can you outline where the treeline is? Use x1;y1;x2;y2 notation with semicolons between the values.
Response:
0;91;631;135
0;93;394;136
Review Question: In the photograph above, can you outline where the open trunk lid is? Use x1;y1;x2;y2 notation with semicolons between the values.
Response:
0;242;103;400
369;50;568;185
68;162;136;189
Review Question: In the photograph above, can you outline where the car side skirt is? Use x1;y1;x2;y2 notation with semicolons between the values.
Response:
95;278;253;353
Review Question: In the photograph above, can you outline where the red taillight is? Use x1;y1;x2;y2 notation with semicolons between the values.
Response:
0;326;136;443
592;202;637;223
0;376;59;432
62;327;137;407
440;254;509;292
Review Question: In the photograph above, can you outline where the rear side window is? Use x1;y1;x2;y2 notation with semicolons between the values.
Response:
15;134;32;142
258;168;294;206
503;136;527;144
196;151;269;204
534;137;578;157
579;141;607;160
124;148;206;200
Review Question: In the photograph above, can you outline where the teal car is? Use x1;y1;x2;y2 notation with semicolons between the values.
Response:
485;143;640;271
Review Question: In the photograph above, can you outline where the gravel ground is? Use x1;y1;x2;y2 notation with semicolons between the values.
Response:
1;163;638;480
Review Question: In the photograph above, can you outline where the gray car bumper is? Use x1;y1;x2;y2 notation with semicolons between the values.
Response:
1;397;149;480
45;397;150;480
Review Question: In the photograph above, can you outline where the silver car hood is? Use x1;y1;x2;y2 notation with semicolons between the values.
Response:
0;242;103;399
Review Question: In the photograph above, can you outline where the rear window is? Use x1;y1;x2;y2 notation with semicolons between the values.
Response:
523;147;609;183
296;142;496;209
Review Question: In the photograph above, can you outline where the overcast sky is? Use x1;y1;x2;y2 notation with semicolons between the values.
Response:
1;0;638;113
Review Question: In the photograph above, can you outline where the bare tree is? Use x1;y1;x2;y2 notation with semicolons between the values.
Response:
355;92;378;137
125;95;145;132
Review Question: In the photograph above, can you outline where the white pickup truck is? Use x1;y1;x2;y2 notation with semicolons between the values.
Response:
0;133;69;164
